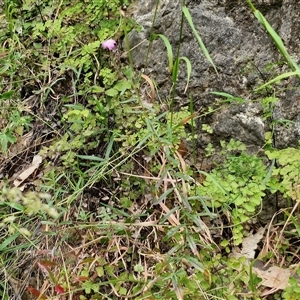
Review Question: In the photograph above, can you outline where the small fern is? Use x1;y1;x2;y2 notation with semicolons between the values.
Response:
197;139;268;245
266;147;300;200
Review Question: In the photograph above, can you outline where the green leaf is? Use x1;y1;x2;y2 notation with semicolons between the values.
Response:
0;131;17;152
235;197;245;206
239;214;249;223
256;71;299;90
120;197;132;208
95;266;104;277
119;287;127;296
0;60;11;74
178;56;192;92
90;85;104;93
198;170;228;194
81;41;100;55
211;91;246;103
220;239;229;247
33;42;43;49
105;135;114;160
4;202;24;211
0;232;20;251
0;91;14;100
114;80;132;93
184;256;204;272
134;264;144;273
244;202;256;212
76;155;105;162
265;150;279;160
105;88;118;96
153;187;174;204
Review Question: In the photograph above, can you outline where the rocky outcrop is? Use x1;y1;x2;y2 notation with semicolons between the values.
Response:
127;0;300;151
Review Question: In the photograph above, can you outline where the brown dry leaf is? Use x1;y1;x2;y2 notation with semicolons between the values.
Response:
141;74;155;103
180;111;199;125
241;227;266;259
159;201;180;226
8;130;34;157
231;228;299;292
13;154;42;187
177;140;188;157
253;261;292;290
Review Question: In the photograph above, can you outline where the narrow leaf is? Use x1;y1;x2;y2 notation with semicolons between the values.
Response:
105;135;114;160
247;0;300;80
179;56;192;93
76;155;105;162
256;71;299;90
154;34;174;73
0;90;14;100
153;187;174;204
182;6;218;73
0;232;20;251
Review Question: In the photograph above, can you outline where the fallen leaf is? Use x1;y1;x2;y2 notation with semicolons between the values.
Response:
141;74;155;103
72;276;89;283
26;286;47;299
241;227;266;259
253;260;293;290
13;154;42;187
8;130;34;157
177;140;188;157
54;285;65;294
180;111;199;125
231;227;300;292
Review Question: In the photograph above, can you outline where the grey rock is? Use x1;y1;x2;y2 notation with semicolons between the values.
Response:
213;103;265;145
128;0;300;151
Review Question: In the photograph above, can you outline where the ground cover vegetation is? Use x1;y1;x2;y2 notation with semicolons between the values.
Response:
1;0;300;299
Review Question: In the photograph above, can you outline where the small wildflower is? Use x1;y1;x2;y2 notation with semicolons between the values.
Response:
102;39;117;51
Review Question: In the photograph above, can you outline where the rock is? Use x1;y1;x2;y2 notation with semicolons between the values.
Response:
127;0;300;152
213;103;265;145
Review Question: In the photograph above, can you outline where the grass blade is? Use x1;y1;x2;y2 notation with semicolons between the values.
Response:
179;56;192;93
153;34;174;73
247;0;300;80
182;6;217;74
211;91;246;103
0;232;20;251
256;71;299;90
105;134;114;160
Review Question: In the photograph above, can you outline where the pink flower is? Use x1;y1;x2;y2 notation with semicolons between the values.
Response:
102;39;117;51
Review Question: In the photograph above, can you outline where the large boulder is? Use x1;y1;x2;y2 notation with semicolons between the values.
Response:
127;0;300;151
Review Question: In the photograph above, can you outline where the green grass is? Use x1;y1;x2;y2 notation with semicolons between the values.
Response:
1;0;300;299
